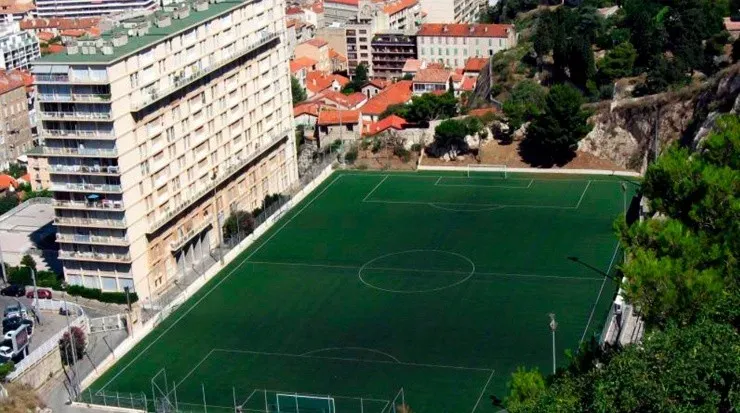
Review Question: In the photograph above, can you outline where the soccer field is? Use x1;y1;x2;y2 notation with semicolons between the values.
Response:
89;170;637;413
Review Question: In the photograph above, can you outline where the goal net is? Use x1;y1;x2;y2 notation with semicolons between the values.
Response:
274;393;336;413
467;164;507;179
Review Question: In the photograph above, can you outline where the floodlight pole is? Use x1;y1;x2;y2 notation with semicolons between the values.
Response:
549;313;558;375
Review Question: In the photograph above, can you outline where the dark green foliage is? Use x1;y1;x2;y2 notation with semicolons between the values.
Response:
0;362;14;380
7;265;61;289
66;285;139;304
222;210;256;240
20;254;36;271
598;42;637;83
0;193;19;215
59;326;86;365
345;147;358;164
634;55;690;95
381;93;458;124
342;63;369;94
392;145;411;163
252;194;288;217
733;36;740;62
290;76;307;104
703;31;730;75
3;163;26;179
433;117;484;151
502;80;547;130
521;84;592;166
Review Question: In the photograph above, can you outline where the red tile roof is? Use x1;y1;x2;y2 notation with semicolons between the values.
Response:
61;29;86;37
20;17;99;30
469;107;498;117
304;38;329;48
290;56;318;73
365;115;408;135
383;0;417;15
306;71;349;94
44;44;65;54
413;68;452;84
310;1;324;13
329;48;347;62
402;59;422;73
451;72;463;82
36;31;55;42
461;76;477;91
285;5;304;15
464;57;488;72
318;109;361;125
293;102;320;117
0;175;18;190
0;71;26;95
318;90;367;108
364;78;388;89
417;23;513;38
361;80;413;116
325;0;358;5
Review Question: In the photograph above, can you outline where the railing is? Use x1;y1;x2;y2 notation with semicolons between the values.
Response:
48;165;120;174
38;93;111;102
54;217;127;228
56;234;129;245
147;129;289;234
53;199;124;210
132;32;278;111
35;74;109;83
30;147;118;157
89;314;126;334
6;300;86;382
51;183;122;192
58;250;131;263
170;219;212;251
41;111;112;120
34;74;69;82
42;129;114;139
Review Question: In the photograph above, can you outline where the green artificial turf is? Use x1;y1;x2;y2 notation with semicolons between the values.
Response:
88;171;637;413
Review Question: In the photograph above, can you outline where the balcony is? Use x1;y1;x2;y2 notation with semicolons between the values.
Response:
132;32;279;112
58;250;131;263
35;74;109;84
41;130;114;140
56;234;129;246
147;129;290;234
51;182;122;193
48;165;120;175
27;147;118;157
170;219;212;252
54;217;127;228
40;111;112;121
53;199;124;210
38;93;111;103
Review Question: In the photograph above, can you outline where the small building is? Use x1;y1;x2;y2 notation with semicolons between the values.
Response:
305;70;350;97
0;70;34;170
360;80;412;123
328;48;348;72
463;57;488;77
313;89;367;110
360;78;388;99
364;114;407;136
316;109;362;147
725;18;740;39
416;23;517;68
412;67;452;95
295;37;332;72
371;33;417;80
293;102;320;128
290;56;319;88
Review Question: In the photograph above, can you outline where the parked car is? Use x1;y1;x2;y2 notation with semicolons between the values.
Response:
0;285;25;297
3;304;27;319
2;317;33;336
25;289;52;300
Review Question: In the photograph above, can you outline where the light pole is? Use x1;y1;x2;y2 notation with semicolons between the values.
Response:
549;313;557;374
211;171;224;264
621;182;627;263
0;243;6;284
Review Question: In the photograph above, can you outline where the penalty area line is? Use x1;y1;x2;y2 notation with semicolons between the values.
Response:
579;242;620;344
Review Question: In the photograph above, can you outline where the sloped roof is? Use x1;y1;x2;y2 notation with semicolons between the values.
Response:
413;68;451;84
0;71;25;95
306;71;349;94
469;107;498;117
285;5;304;15
293;102;320;117
402;58;421;73
20;17;99;30
0;175;18;190
36;31;55;41
361;80;413;116
303;37;329;48
383;0;417;16
318;109;361;125
290;56;318;73
329;48;347;62
417;23;513;38
318;90;367;108
460;76;477;91
363;78;388;89
324;0;358;5
365;115;408;135
464;57;488;72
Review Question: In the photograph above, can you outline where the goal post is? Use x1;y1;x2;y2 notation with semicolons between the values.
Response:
275;392;336;413
467;164;507;179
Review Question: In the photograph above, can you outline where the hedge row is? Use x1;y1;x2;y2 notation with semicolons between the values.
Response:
66;285;138;305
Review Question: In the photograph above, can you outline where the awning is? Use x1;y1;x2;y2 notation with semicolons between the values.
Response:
50;65;69;74
31;65;52;74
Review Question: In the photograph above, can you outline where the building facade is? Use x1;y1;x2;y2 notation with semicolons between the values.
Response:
383;0;422;35
28;0;297;301
0;71;33;169
371;33;415;80
419;0;487;23
0;22;40;70
323;0;358;25
416;23;516;68
34;0;156;18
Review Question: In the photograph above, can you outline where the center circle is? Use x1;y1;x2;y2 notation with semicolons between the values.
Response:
358;249;475;293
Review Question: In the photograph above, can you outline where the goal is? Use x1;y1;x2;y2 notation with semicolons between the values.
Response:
274;393;336;413
467;164;507;179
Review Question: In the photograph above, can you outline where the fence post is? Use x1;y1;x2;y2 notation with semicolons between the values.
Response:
117;391;120;407
202;383;207;413
130;392;134;409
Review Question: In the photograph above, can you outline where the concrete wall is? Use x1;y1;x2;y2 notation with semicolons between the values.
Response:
11;345;62;389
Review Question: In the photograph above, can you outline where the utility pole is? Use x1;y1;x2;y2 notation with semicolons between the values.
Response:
549;313;558;375
30;268;39;312
0;243;6;284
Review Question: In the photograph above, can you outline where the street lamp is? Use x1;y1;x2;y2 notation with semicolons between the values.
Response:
548;313;557;374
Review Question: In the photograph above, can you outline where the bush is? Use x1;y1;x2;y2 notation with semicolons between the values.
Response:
59;326;86;365
222;210;255;240
410;143;422;153
345;148;358;164
371;138;382;154
360;139;372;150
66;285;138;304
393;145;411;163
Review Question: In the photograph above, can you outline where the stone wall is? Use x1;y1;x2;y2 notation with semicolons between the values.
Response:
11;346;62;389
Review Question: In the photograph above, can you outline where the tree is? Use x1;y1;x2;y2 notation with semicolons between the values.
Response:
598;42;637;83
434;119;469;150
3;163;26;179
0;193;18;215
59;326;86;365
0;361;14;380
521;84;592;166
343;63;369;94
222;210;256;240
700;111;740;170
290;76;307;105
733;36;740;62
503;80;547;130
20;255;36;271
505;367;546;411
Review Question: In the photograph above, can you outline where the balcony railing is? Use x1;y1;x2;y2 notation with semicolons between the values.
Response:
51;183;122;193
40;111;112;121
35;74;109;84
54;217;127;228
38;93;111;103
170;219;212;251
56;234;129;246
49;165;120;175
28;147;118;157
53;199;124;210
132;32;278;112
42;130;114;139
58;250;131;263
147;129;290;234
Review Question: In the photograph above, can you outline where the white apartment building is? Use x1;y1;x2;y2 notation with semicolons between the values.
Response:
0;22;40;70
34;0;156;18
383;0;422;35
416;23;516;68
28;0;297;301
420;0;487;23
324;0;358;25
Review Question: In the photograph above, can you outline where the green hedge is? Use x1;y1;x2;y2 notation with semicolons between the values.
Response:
66;285;138;304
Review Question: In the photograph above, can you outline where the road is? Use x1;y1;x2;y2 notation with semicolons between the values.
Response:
0;295;72;354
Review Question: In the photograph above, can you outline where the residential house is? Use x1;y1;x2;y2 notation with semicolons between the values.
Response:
316;109;362;146
463;56;488;77
401;58;422;78
295;37;332;72
305;70;350;97
412;67;452;95
19;17;100;35
0;173;18;194
293;102;320;128
312;89;367;109
364;114;407;135
416;23;517;68
360;79;412;123
360;78;387;98
290;56;318;88
328;48;348;72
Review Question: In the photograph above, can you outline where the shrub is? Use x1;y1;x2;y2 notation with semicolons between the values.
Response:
345;148;358;164
59;326;86;365
371;138;382;154
223;210;255;240
65;285;138;304
393;145;411;163
410;143;422;153
360;139;372;150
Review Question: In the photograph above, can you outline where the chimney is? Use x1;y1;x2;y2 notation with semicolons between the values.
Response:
442;24;448;32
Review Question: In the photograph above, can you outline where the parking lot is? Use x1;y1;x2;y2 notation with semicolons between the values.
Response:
0;294;73;354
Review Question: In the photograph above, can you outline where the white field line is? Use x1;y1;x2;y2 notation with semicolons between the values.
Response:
470;370;495;413
343;171;639;183
579;242;621;344
170;349;216;393
574;180;593;209
300;347;401;363
363;198;580;210
97;174;345;391
362;175;390;202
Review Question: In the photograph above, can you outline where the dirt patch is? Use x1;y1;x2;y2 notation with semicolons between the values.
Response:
421;139;633;171
351;148;420;171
